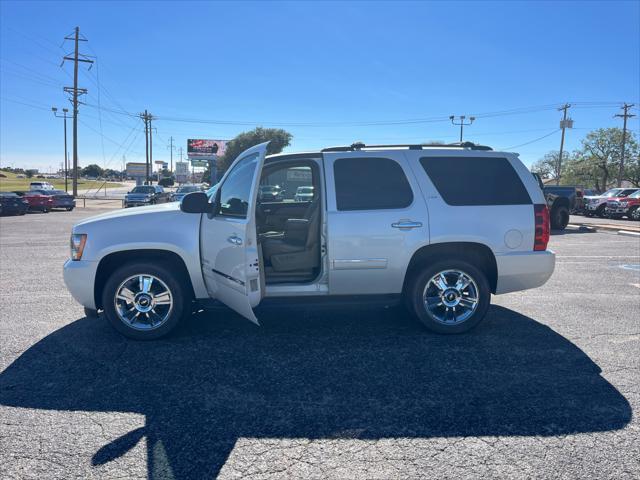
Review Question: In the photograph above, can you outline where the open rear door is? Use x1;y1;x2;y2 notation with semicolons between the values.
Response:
199;142;269;324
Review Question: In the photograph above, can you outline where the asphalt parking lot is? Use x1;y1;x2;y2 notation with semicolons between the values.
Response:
1;209;639;479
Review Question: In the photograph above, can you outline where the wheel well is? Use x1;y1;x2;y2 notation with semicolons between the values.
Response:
552;197;570;211
403;242;498;293
94;249;195;309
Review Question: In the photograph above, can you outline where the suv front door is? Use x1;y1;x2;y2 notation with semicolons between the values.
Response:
200;142;268;324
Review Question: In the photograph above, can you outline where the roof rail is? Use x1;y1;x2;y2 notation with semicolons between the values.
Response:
320;141;493;153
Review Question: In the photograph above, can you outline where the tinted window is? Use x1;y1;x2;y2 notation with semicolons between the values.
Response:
334;157;413;210
218;152;259;217
420;156;531;206
131;186;155;194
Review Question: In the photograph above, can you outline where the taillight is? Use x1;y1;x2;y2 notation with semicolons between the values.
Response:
534;204;550;251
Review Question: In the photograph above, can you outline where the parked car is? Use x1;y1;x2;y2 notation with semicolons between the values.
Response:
170;184;203;202
14;191;53;212
124;185;169;208
29;181;54;191
30;189;76;211
294;186;315;202
0;192;29;216
605;189;640;220
258;185;284;201
584;188;638;217
64;141;554;340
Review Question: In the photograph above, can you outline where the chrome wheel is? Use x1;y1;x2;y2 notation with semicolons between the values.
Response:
114;274;173;331
422;269;479;325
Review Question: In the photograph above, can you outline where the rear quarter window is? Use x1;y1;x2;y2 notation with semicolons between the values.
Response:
420;156;532;206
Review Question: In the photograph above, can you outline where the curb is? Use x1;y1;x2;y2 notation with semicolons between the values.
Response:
617;230;640;238
567;222;640;235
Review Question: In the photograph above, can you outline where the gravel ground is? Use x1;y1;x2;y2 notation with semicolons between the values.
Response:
1;208;639;479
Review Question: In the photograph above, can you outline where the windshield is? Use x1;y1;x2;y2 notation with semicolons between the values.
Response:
177;186;199;193
602;189;622;197
131;186;155;194
50;190;67;195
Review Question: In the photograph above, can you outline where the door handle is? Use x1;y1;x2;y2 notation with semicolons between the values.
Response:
391;220;423;230
227;235;243;246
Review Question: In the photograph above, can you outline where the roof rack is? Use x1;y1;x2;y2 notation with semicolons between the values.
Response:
321;141;493;153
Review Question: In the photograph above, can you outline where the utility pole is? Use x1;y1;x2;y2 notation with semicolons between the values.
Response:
139;110;155;184
168;136;174;172
449;115;475;143
614;103;636;187
51;107;70;192
62;27;93;197
556;103;572;185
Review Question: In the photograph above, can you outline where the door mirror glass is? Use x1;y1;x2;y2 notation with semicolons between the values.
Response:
180;191;211;213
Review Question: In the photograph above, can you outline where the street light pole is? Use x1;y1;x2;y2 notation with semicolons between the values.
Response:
449;115;476;143
52;107;71;192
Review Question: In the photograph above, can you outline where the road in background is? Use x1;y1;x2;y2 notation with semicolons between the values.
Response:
0;209;638;479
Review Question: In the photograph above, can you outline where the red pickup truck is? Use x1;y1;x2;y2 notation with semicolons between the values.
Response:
14;191;53;213
605;190;640;220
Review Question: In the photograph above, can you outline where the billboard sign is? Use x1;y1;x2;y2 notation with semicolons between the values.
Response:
126;162;147;177
187;139;227;158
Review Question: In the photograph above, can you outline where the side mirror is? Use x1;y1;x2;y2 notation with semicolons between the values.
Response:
180;191;212;214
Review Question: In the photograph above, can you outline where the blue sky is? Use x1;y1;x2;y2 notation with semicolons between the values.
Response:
1;0;639;172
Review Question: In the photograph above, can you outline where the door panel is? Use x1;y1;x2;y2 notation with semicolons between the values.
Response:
258;201;311;232
200;142;268;324
323;152;430;295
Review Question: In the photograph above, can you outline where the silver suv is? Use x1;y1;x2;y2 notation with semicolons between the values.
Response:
64;142;555;339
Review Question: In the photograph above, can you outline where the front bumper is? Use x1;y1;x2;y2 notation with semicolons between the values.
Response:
63;259;98;309
495;250;555;295
605;206;629;215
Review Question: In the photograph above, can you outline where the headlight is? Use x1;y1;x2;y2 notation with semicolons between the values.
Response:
70;234;87;261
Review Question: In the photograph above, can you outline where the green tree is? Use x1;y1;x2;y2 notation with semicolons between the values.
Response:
218;127;293;173
531;151;561;181
82;164;104;178
572;128;638;190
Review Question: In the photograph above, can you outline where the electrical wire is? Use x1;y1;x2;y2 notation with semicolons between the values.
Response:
501;129;560;150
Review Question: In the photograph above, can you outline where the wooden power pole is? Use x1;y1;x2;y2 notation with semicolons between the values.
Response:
615;103;636;187
556;104;572;185
62;27;93;197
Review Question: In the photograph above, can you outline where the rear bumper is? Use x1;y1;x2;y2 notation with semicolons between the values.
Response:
63;259;98;309
495;250;555;294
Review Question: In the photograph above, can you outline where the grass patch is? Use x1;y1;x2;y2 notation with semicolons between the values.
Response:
0;170;124;193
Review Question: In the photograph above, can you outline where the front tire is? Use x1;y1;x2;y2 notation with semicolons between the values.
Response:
406;259;491;334
595;204;606;218
102;262;191;340
629;206;640;221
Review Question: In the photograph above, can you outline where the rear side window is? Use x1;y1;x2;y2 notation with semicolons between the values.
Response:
420;156;532;206
334;157;413;211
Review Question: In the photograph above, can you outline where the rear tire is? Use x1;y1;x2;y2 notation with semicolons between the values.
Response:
102;262;191;340
550;205;570;230
66;207;74;211
406;259;491;334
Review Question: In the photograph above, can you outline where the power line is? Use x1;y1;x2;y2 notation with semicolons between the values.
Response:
501;129;560;150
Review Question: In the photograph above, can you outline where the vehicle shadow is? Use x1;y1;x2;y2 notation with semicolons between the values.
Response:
0;305;631;478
